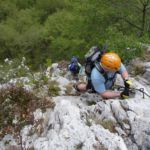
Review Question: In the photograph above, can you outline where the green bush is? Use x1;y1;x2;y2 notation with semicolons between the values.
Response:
48;80;60;96
0;57;31;83
0;0;150;70
99;26;144;63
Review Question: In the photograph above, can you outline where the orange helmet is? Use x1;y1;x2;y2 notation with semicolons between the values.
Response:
100;52;121;71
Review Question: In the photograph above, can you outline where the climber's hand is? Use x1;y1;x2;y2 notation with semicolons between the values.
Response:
120;88;129;99
124;79;132;88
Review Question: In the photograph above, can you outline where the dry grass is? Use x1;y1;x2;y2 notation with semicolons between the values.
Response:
0;84;55;139
94;119;117;133
99;120;116;133
5;145;21;150
141;49;150;61
133;64;146;75
48;80;60;96
65;83;75;95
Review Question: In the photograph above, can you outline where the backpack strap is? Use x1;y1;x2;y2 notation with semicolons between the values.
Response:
95;63;118;83
86;76;96;93
87;63;119;93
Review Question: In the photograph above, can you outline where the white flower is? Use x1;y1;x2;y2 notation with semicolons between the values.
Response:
25;66;30;70
13;116;18;124
21;62;23;65
18;65;21;69
22;57;26;61
8;60;13;65
4;58;9;62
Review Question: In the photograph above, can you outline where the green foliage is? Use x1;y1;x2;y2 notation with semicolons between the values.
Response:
30;71;49;89
48;80;60;96
100;26;144;63
0;57;30;83
15;0;35;9
45;58;52;67
105;0;150;36
0;0;150;69
44;10;86;60
0;0;17;21
35;0;67;13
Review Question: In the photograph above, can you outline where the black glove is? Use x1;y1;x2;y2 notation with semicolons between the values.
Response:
124;79;132;88
120;87;129;99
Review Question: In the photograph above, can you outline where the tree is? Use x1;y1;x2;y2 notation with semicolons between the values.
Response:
106;0;150;36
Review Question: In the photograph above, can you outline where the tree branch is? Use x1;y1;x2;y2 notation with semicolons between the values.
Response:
119;17;142;30
146;5;150;9
134;5;143;11
139;0;145;5
145;0;150;5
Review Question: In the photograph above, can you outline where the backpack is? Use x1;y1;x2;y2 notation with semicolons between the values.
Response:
68;56;80;74
85;45;107;77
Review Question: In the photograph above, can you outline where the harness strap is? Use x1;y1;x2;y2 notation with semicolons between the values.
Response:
87;63;118;92
95;63;118;84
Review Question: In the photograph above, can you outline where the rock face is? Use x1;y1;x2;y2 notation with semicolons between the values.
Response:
143;62;150;84
0;62;150;150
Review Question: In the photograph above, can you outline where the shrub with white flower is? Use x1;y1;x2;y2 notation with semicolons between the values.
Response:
0;57;31;83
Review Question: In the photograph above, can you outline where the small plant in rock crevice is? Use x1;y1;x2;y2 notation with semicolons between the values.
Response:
48;80;60;96
133;65;146;75
96;120;117;133
86;114;117;133
75;142;84;150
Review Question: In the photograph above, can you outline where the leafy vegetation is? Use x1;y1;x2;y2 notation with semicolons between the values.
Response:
0;57;58;139
0;0;150;69
0;57;30;83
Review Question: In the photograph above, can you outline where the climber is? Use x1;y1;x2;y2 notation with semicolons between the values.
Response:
68;56;82;81
74;52;132;99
